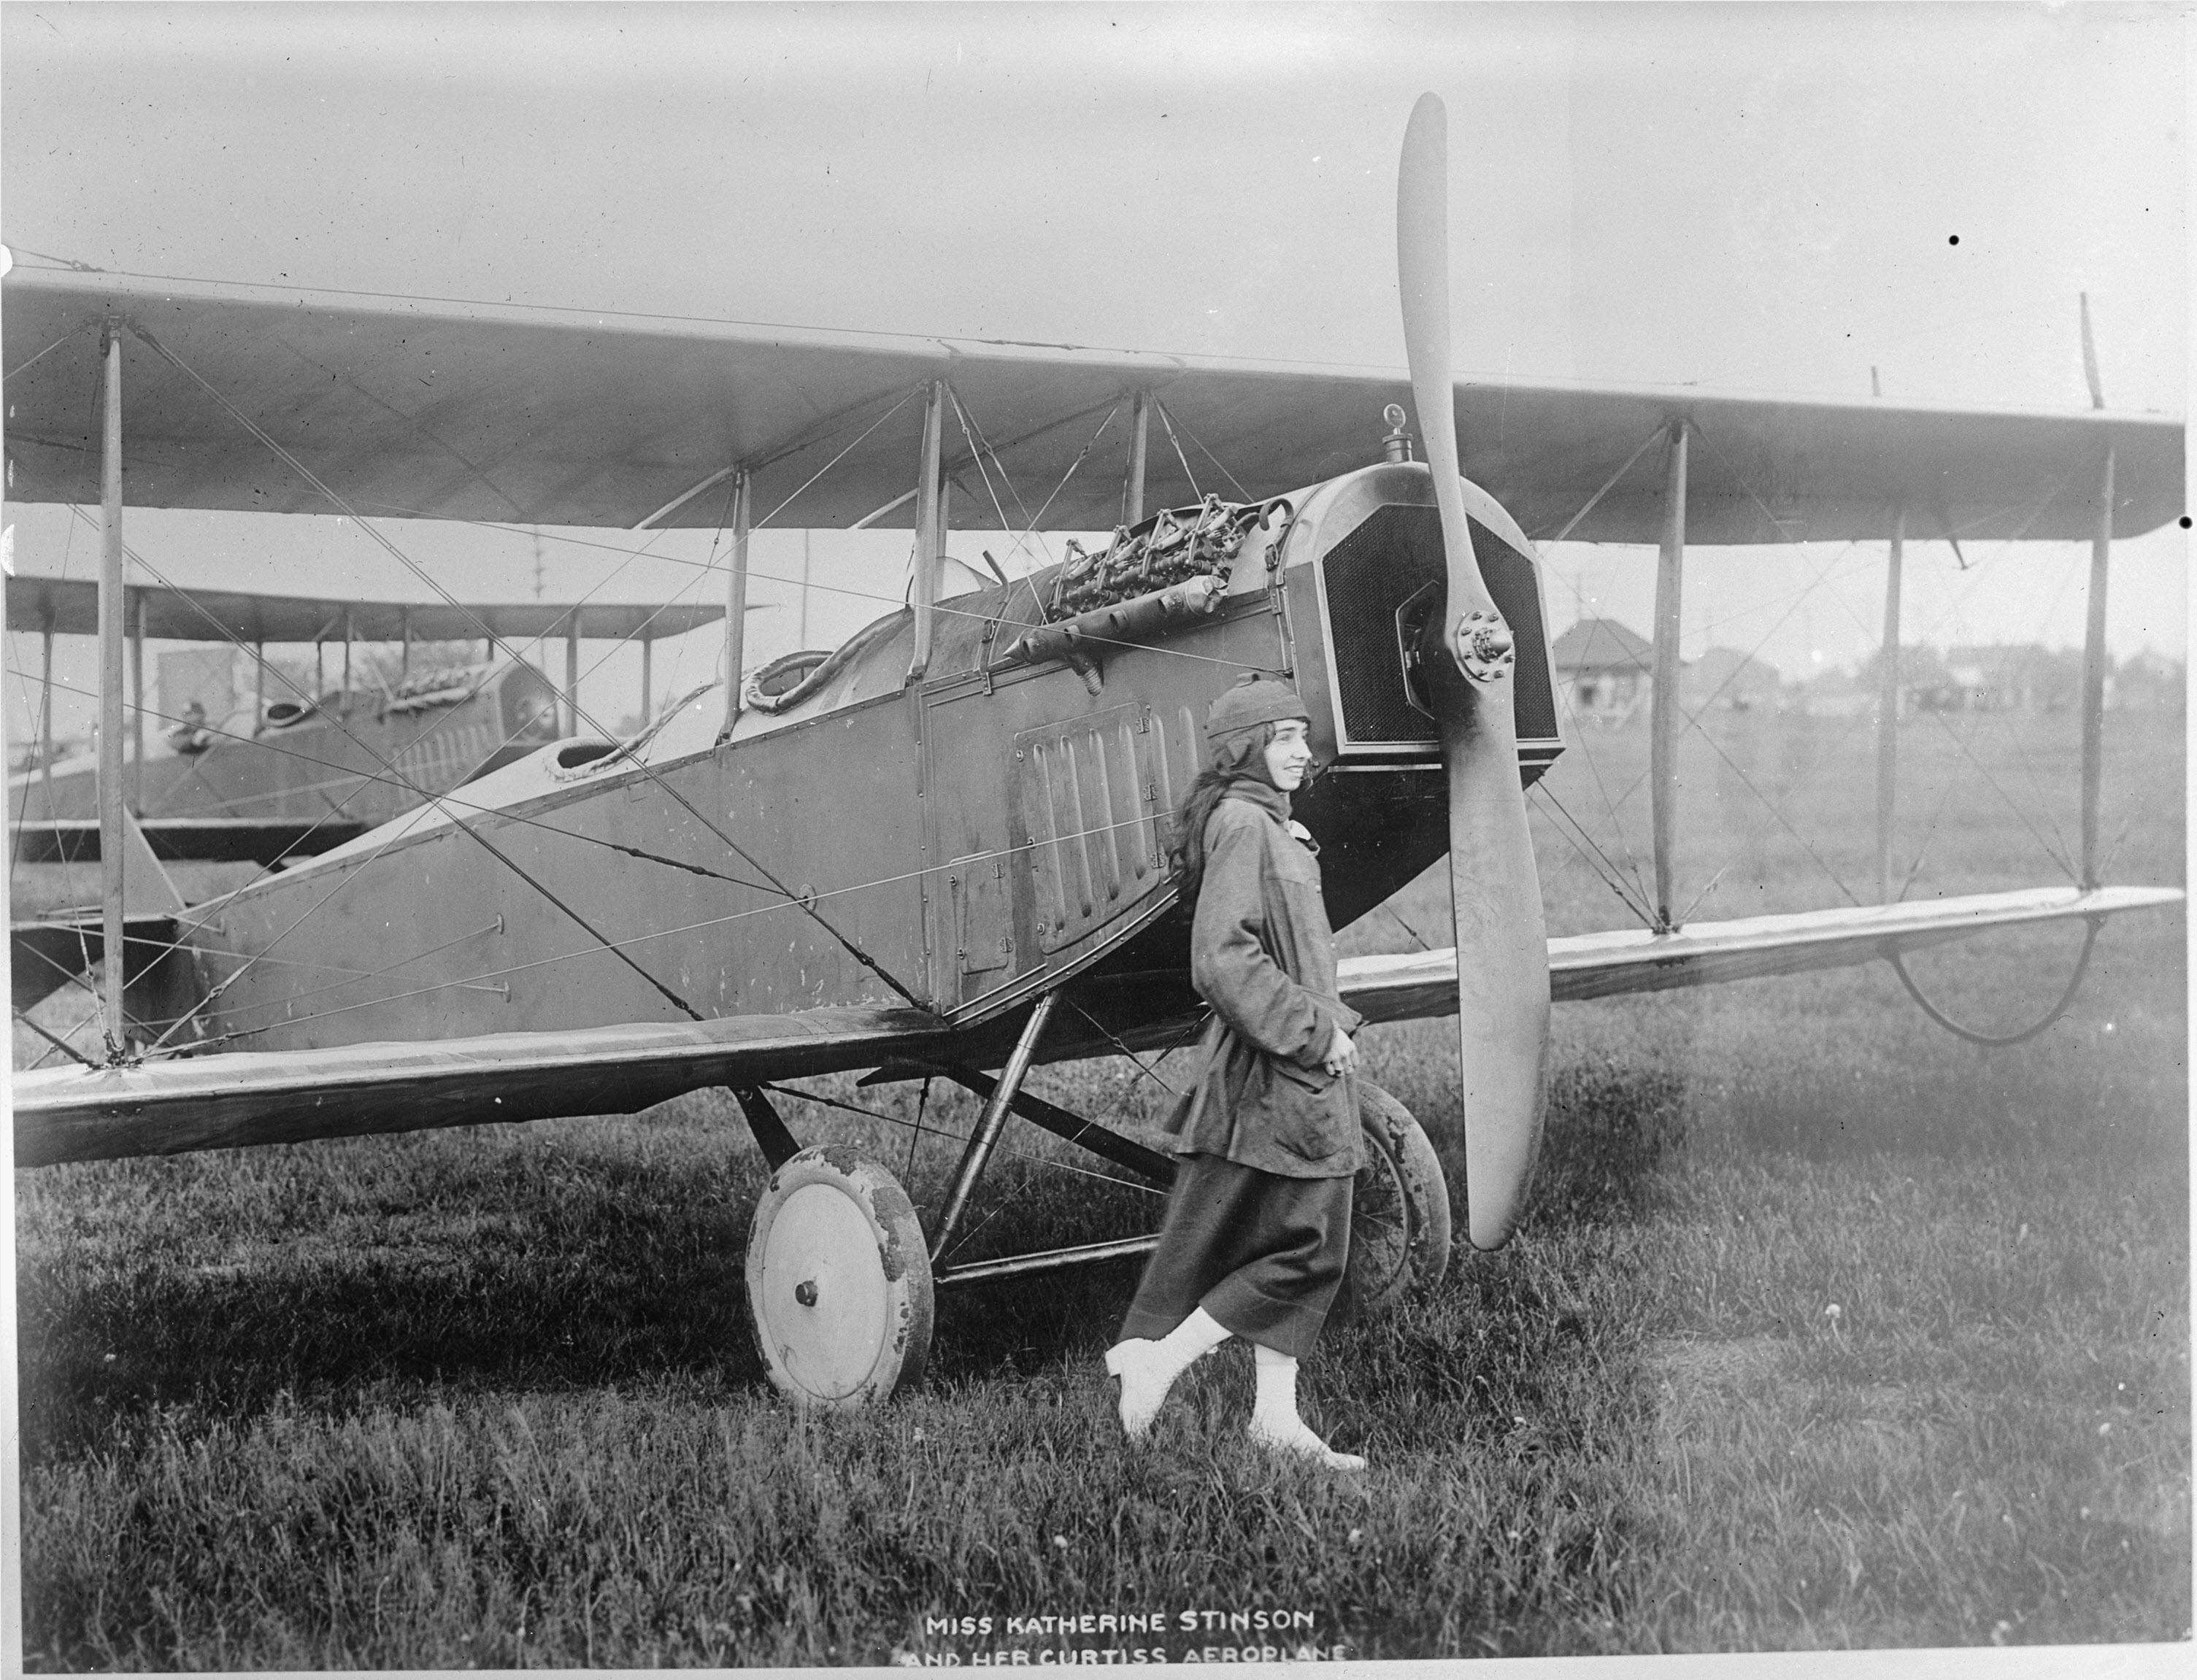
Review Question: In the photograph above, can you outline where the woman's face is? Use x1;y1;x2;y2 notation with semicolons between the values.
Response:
1263;719;1314;790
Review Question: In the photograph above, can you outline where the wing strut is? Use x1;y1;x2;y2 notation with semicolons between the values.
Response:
39;619;58;817
723;466;752;736
128;588;146;810
563;614;581;736
1126;389;1152;525
1650;420;1688;929
929;990;1058;1262
97;323;126;1057
906;379;946;685
1875;505;1905;901
2079;446;2113;887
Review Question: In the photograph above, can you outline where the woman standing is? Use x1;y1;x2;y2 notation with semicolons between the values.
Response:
1105;673;1366;1470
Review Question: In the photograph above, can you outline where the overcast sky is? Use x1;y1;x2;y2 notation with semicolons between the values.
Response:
3;2;2187;742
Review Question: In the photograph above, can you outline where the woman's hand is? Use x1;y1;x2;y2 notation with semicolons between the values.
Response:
1322;1026;1358;1078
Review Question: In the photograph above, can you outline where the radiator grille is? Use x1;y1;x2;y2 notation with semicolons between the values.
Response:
1318;505;1559;750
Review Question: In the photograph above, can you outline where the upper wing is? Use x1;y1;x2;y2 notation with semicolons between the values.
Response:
11;1003;953;1167
5;264;2182;543
3;573;723;642
1340;885;2184;1022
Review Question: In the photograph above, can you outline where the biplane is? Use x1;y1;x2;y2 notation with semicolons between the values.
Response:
4;99;2182;1407
5;575;730;1011
5;577;731;852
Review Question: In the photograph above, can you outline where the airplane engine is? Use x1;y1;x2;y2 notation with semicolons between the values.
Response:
1277;461;1563;785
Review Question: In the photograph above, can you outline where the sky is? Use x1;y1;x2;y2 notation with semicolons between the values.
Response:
2;1;2187;746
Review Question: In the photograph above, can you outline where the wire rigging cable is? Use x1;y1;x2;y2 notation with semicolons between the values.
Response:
1153;400;1253;504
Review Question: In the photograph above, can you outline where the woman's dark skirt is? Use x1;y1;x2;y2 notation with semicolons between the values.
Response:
1118;1152;1353;1358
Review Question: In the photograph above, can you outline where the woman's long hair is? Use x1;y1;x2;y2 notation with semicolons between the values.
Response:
1168;724;1274;909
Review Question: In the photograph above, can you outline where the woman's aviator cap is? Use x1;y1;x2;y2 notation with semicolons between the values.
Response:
1205;673;1310;744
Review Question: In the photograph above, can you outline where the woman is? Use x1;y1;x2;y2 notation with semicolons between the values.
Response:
1105;672;1367;1470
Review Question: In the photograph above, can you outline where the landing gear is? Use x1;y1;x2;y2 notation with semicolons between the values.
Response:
736;1027;1453;1406
1342;1081;1453;1315
744;1146;934;1408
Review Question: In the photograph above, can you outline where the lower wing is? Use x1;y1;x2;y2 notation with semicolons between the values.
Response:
1340;884;2182;1021
12;885;2178;1167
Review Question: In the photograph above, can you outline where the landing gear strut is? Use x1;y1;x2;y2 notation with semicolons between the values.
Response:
736;1008;1455;1406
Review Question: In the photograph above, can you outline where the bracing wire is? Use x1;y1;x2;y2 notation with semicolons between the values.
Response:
1150;401;1203;499
1527;423;1666;547
759;1080;1167;1201
1528;784;1659;926
1061;995;1188;1101
13;1009;100;1068
1152;401;1253;503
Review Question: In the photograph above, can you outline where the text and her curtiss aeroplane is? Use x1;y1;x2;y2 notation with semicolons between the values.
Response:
5;100;2181;1406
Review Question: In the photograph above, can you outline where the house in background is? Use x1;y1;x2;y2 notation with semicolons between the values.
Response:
1552;617;1654;726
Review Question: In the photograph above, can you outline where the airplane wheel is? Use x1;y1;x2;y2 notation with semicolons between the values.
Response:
744;1146;934;1408
1342;1082;1453;1317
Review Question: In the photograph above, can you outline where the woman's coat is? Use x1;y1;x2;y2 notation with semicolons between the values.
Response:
1166;781;1365;1179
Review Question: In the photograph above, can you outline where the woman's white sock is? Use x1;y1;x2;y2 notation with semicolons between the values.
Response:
1105;1308;1232;1438
1155;1307;1232;1373
1248;1344;1366;1471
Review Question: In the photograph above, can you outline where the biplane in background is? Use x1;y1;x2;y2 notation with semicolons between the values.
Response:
5;576;730;1012
4;99;2182;1407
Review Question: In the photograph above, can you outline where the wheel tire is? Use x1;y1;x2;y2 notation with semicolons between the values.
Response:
1341;1081;1454;1318
744;1144;934;1408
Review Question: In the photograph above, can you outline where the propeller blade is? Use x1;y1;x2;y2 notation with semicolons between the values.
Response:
1397;93;1552;1250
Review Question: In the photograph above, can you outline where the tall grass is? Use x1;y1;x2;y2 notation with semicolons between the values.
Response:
12;709;2188;1665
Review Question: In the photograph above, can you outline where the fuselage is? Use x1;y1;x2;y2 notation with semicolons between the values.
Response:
145;463;1561;1063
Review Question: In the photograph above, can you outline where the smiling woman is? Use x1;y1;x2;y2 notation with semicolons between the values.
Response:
1107;674;1373;1470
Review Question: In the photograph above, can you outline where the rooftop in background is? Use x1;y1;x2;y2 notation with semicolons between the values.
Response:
1552;618;1653;673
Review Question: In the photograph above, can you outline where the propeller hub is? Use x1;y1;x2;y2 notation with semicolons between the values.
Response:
1455;608;1516;685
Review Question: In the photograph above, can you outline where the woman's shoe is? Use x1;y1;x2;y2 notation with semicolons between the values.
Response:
1247;1414;1368;1471
1104;1339;1177;1438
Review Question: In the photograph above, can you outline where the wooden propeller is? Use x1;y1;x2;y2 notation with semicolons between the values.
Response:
1396;92;1552;1250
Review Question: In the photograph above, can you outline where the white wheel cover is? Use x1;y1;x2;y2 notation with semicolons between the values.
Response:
755;1180;895;1401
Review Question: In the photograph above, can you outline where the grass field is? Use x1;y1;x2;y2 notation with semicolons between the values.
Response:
10;704;2189;1667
